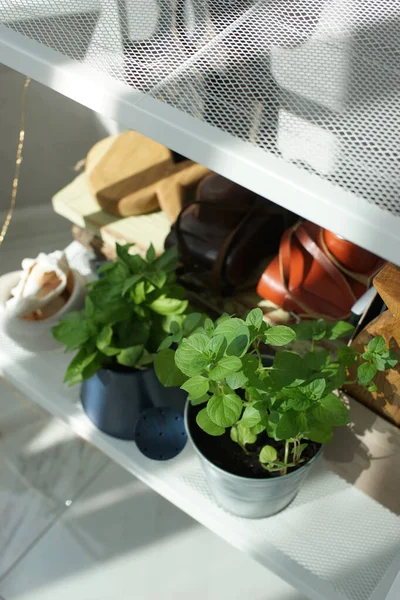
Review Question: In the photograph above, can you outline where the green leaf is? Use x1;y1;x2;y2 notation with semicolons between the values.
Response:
122;274;142;295
266;411;280;439
385;351;399;369
313;319;327;341
295;412;309;435
52;312;92;352
215;313;230;326
203;318;214;337
136;348;154;367
116;243;135;269
157;335;175;351
146;243;156;262
196;408;225;436
183;313;203;336
242;354;259;377
226;329;250;357
307;423;333;444
80;354;103;383
170;321;180;335
303;349;330;371
302;378;326;400
130;280;146;304
275;410;303;440
117;319;150;348
338;346;358;367
97;260;129;284
209;356;242;381
181;375;209;399
292;320;316;341
175;333;209;376
246;308;263;330
64;349;97;385
259;445;278;464
264;325;295;347
157;320;182;351
358;362;377;385
240;404;262;428
367;383;378;393
281;392;312;412
328;364;348;392
270;351;308;387
150;296;188;316
96;261;116;276
214;318;250;357
225;371;248;390
251;422;266;435
188;393;209;406
154;349;187;387
96;325;113;351
367;335;386;354
85;296;95;319
326;321;355;340
207;392;243;427
95;325;119;356
117;345;144;367
371;355;387;371
153;246;178;273
312;393;350;426
239;425;256;445
207;335;227;362
144;270;167;289
88;279;131;324
231;423;257;446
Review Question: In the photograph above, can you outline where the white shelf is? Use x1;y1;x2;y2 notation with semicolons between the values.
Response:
1;240;400;600
2;330;400;600
1;0;400;263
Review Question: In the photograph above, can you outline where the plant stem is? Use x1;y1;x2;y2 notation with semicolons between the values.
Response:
254;340;263;366
292;439;297;463
281;440;290;476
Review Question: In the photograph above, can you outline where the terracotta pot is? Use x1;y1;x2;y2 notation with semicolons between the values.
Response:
323;230;379;274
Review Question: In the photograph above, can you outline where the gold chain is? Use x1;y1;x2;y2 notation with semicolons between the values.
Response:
0;76;31;246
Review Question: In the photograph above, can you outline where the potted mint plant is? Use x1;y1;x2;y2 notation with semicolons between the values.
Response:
53;243;188;440
155;309;397;518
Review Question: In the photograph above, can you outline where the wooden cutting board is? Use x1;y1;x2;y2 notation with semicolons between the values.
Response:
86;131;210;222
346;263;400;426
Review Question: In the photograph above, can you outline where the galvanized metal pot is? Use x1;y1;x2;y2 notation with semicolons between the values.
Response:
185;402;323;519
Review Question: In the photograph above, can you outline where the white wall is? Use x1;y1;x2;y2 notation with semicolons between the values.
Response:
0;65;122;273
0;65;112;210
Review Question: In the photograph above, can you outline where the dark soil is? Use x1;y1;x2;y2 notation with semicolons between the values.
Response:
188;403;321;479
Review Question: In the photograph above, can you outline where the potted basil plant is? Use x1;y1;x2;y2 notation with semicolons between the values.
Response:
53;243;188;439
155;309;397;518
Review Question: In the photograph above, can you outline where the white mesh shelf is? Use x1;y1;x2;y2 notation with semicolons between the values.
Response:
1;1;400;261
1;330;400;600
1;246;400;600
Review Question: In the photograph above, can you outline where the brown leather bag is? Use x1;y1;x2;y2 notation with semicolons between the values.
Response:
165;175;291;293
257;221;385;320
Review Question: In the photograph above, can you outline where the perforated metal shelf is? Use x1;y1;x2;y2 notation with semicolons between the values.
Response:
1;245;400;600
1;1;400;262
1;333;400;600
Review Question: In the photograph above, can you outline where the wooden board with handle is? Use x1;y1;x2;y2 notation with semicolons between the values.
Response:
86;131;210;222
346;263;400;426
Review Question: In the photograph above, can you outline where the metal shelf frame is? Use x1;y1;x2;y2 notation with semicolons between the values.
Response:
1;0;400;262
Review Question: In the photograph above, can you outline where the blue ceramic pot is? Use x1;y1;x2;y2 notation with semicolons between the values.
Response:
81;367;186;440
